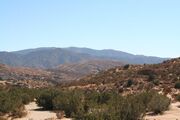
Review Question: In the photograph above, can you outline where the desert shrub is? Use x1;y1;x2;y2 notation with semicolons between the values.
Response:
111;95;146;120
0;87;41;118
148;74;156;81
78;109;110;120
36;89;60;110
53;90;85;117
123;64;130;70
80;92;147;120
135;91;155;109
126;79;133;87
109;91;170;119
138;69;156;76
84;91;114;107
176;94;180;101
36;89;86;117
20;94;32;104
8;88;36;104
152;79;160;85
36;88;171;120
138;69;157;82
0;91;25;116
0;91;12;113
175;81;180;89
147;93;170;114
0;77;3;81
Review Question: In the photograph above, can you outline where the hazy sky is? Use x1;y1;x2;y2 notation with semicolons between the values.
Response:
0;0;179;57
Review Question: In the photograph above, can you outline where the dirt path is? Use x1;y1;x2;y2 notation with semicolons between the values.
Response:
145;102;180;120
15;102;71;120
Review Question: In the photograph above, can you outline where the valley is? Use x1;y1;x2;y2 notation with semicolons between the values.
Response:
0;48;179;120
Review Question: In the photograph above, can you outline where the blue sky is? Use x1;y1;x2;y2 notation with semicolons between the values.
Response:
0;0;179;57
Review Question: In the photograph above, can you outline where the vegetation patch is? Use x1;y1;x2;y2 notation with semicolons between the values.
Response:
0;87;171;120
175;81;180;89
36;89;170;120
176;94;180;101
0;87;37;118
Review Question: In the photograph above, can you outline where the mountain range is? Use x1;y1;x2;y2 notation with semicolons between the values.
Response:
0;47;168;68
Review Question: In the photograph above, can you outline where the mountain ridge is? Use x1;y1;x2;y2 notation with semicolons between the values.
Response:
0;47;168;68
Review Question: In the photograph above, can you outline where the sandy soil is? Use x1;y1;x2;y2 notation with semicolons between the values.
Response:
15;102;71;120
145;102;180;120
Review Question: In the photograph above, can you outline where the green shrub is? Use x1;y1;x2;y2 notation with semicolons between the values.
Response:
123;64;130;70
135;91;155;109
147;93;170;114
175;81;180;89
0;91;24;115
36;89;59;110
84;91;115;107
148;74;156;81
153;79;160;86
78;109;110;120
80;92;147;120
0;87;40;118
53;90;84;117
176;94;180;101
138;69;156;76
35;88;171;119
109;94;146;120
126;79;133;87
80;91;170;120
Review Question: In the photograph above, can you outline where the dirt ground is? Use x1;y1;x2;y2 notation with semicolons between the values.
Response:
15;102;71;120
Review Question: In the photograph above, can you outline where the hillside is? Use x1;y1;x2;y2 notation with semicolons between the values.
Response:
0;47;167;68
0;64;54;88
49;59;124;81
66;58;180;96
0;60;124;87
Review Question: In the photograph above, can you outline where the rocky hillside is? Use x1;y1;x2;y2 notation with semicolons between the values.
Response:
0;60;124;87
66;58;180;96
0;47;167;68
49;59;124;81
0;64;54;88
